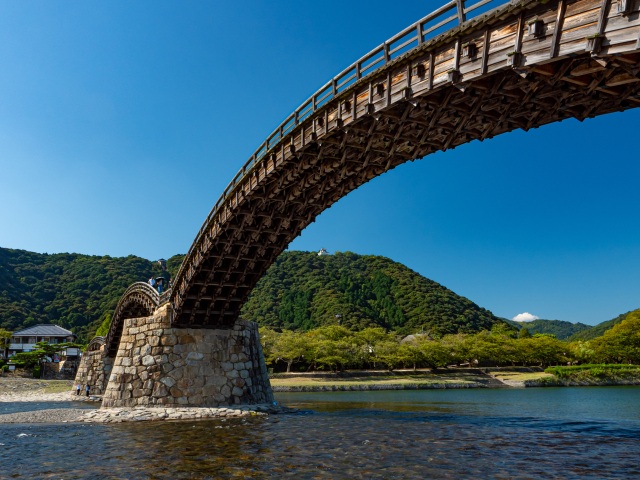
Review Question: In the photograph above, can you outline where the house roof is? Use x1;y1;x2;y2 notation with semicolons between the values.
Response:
13;324;75;338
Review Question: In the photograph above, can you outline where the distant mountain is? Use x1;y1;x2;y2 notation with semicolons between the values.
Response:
241;251;506;336
568;310;633;341
506;319;591;340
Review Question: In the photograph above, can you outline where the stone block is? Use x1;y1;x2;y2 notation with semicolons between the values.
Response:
192;377;205;389
142;355;155;366
160;377;176;388
187;352;204;361
177;378;193;390
202;385;219;397
162;363;174;374
178;334;195;345
152;382;169;397
231;387;244;397
221;362;233;372
148;336;160;347
169;386;183;398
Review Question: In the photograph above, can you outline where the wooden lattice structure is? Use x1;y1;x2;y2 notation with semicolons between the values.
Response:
106;282;159;356
105;0;639;331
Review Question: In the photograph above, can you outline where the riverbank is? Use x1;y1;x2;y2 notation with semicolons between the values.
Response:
0;378;92;403
2;367;639;424
0;377;288;424
268;368;551;391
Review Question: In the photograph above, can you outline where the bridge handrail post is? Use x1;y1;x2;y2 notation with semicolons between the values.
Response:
456;0;467;24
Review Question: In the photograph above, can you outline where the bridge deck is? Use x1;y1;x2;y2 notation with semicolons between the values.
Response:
156;0;640;327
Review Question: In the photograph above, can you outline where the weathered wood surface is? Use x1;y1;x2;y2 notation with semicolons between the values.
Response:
169;0;640;328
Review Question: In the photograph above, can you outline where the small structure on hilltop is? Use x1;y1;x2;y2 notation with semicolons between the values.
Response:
318;248;330;256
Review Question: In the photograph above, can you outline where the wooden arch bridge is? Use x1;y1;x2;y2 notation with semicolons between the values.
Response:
108;0;640;352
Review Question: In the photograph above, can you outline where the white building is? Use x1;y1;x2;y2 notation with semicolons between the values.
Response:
8;324;78;358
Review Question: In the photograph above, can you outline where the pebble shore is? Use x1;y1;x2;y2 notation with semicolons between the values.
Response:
0;378;289;424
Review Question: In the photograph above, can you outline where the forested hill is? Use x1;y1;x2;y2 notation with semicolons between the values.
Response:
0;247;504;342
0;247;184;341
505;319;592;340
568;310;632;341
240;251;504;336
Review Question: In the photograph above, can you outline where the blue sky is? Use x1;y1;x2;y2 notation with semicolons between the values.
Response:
1;1;638;325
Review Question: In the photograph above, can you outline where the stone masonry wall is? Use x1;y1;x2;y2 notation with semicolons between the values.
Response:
74;346;112;395
102;304;274;408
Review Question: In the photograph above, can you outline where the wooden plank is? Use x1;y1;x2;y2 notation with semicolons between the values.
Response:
551;0;567;58
563;6;602;31
428;52;435;90
595;0;611;35
481;29;490;74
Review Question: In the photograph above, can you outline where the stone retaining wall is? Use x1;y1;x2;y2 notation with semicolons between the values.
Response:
74;345;112;394
102;305;274;408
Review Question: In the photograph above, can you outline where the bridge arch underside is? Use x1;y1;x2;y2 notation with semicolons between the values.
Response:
171;0;640;328
106;285;159;357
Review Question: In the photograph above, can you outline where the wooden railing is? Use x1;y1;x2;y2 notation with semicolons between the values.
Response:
197;0;508;238
173;0;512;305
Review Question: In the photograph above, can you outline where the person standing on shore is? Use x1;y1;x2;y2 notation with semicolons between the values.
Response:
85;384;90;397
76;384;80;395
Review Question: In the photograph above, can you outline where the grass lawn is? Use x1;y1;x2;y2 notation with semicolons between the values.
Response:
270;373;478;388
491;372;554;382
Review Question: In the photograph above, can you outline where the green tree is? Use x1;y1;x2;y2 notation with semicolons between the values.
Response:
12;341;81;378
521;335;566;367
417;338;451;369
373;340;404;371
0;329;11;359
94;314;112;337
590;310;640;363
272;331;309;372
519;327;532;339
258;327;280;366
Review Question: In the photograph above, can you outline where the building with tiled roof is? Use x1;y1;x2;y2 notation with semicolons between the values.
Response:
8;324;77;358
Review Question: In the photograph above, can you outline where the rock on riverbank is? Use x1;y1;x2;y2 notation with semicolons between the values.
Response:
79;404;285;423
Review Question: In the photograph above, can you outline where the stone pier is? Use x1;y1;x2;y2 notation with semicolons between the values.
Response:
74;337;112;395
77;304;274;408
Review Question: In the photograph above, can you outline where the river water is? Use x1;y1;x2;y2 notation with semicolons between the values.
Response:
1;386;639;479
